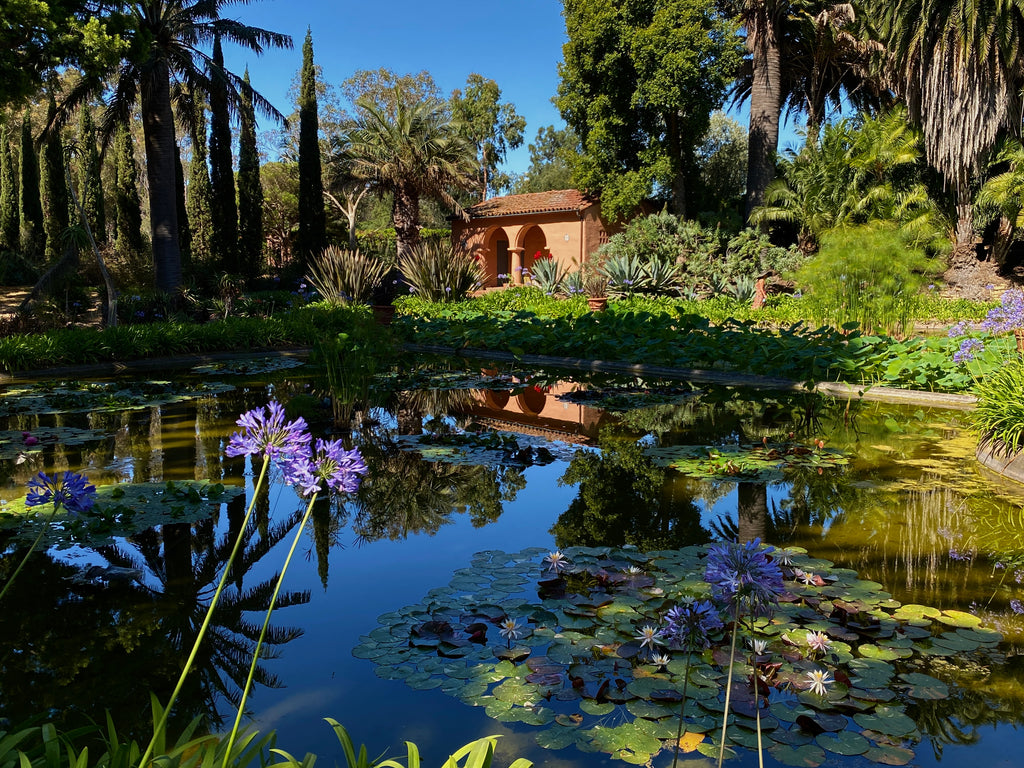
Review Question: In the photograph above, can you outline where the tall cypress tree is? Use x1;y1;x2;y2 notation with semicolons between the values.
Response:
42;96;70;263
0;123;18;252
186;107;213;267
77;106;106;244
19;111;45;256
208;34;239;274
296;28;326;267
237;68;263;282
175;144;192;273
113;122;145;259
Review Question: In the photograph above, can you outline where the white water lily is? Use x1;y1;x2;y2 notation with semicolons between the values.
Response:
800;570;816;586
652;653;671;667
634;624;665;650
806;668;833;697
543;550;571;574
748;638;768;655
499;618;523;642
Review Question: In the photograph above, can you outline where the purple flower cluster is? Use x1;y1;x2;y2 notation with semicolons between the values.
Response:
26;471;97;515
283;438;368;497
227;401;366;497
981;289;1024;334
659;600;722;650
953;337;985;363
704;538;785;616
1010;599;1024;615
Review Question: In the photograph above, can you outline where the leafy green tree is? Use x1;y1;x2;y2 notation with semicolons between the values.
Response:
261;161;299;265
186;107;214;269
558;0;741;220
19;111;45;255
450;74;526;199
54;0;290;293
113;122;145;260
0;1;123;107
296;28;326;267
693;111;748;217
512;125;579;194
863;0;1024;276
208;34;239;275
341;68;441;121
343;86;475;260
76;105;106;243
238;69;264;280
41;96;70;263
0;123;17;251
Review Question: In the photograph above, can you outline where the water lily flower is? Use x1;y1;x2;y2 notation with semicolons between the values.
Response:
774;549;795;567
26;471;96;515
634;624;665;650
805;667;833;697
800;570;816;587
651;653;671;668
749;638;768;655
499;618;523;642
226;401;312;463
624;565;644;576
543;550;571;574
806;631;831;654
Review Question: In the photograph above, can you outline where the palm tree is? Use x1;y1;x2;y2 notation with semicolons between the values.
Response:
342;86;475;260
52;1;290;293
862;0;1024;280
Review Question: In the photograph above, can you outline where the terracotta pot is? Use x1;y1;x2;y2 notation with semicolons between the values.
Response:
587;296;608;312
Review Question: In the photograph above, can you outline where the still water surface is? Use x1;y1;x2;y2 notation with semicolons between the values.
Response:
0;357;1022;768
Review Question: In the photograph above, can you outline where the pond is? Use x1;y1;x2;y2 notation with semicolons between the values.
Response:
0;353;1022;768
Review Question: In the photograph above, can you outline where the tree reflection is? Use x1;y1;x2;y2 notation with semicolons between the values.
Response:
551;438;709;550
350;435;524;543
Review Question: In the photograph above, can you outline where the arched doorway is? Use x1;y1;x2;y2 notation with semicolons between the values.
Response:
519;225;548;283
484;227;511;287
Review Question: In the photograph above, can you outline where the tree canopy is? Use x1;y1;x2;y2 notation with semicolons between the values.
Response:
558;0;742;220
450;74;526;199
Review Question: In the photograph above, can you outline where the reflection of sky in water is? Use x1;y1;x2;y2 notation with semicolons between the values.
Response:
3;368;1024;768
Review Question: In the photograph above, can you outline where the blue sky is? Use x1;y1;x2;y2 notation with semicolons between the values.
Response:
220;0;802;175
221;0;571;172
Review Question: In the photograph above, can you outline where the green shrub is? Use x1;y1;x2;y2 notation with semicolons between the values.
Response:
398;241;485;302
791;224;941;337
974;359;1024;451
305;246;388;305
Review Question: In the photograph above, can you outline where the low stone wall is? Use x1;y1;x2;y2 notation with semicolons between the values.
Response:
975;439;1024;486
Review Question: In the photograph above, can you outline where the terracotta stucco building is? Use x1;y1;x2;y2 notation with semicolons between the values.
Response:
451;189;616;288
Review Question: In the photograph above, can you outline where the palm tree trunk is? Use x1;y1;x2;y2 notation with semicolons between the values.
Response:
141;60;182;294
745;13;783;221
992;214;1015;266
944;186;981;290
393;183;421;262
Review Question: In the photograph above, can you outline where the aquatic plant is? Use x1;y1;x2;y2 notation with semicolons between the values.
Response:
355;545;1002;766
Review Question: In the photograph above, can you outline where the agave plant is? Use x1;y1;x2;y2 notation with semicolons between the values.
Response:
599;253;646;297
528;257;568;295
306;247;389;306
398;241;485;302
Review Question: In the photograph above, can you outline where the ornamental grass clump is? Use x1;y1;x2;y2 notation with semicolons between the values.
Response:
306;246;389;306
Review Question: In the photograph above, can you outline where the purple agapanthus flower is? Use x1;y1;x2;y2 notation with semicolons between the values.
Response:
659;600;723;650
26;471;97;515
981;289;1024;333
705;538;784;616
226;401;312;463
282;438;368;497
1010;599;1024;615
953;337;985;364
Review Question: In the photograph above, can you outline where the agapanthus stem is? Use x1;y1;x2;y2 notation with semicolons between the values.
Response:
717;599;741;768
671;651;693;768
223;491;319;767
0;507;58;603
139;455;271;768
753;649;764;768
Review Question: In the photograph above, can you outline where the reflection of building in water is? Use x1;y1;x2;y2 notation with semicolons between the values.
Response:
458;380;612;445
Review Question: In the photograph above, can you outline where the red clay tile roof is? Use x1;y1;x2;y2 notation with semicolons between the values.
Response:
465;189;596;218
